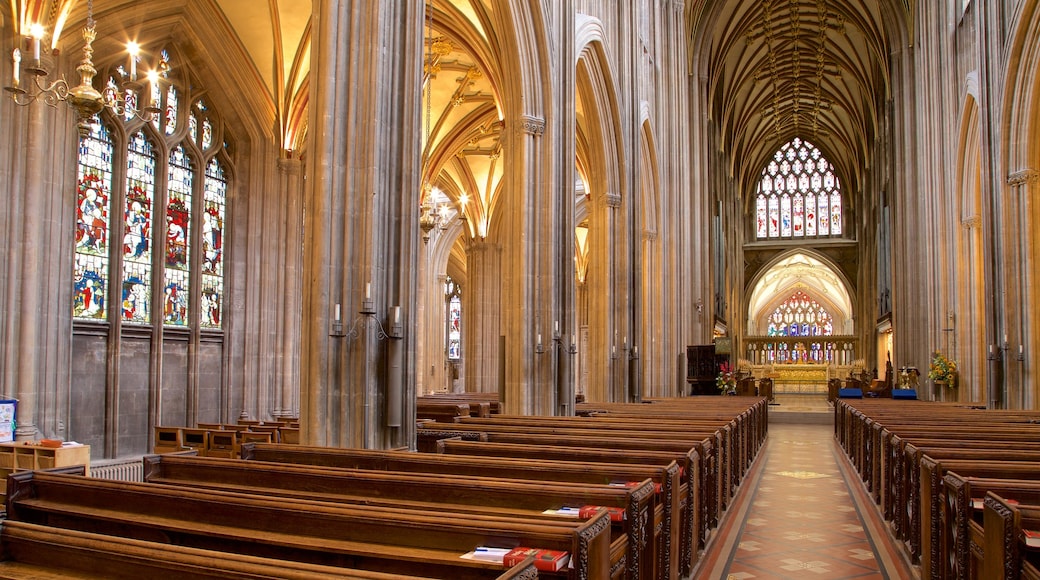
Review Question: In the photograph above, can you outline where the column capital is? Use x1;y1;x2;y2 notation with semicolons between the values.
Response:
1007;169;1039;186
604;191;622;208
517;114;545;136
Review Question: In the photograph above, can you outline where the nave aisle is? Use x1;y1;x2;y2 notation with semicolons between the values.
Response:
696;424;912;579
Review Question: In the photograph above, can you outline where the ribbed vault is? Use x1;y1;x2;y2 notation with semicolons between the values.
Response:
694;0;904;202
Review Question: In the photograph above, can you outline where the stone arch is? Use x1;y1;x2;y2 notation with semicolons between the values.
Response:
745;251;856;337
638;105;663;395
954;90;986;403
574;16;628;402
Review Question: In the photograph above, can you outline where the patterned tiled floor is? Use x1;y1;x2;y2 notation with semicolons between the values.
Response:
696;423;913;579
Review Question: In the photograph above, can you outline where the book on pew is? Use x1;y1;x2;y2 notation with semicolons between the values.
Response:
578;505;626;522
1025;529;1040;548
502;547;570;572
460;546;512;563
973;497;1019;510
541;507;581;517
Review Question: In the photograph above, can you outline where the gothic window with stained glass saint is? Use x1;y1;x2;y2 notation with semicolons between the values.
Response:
445;276;462;360
72;47;231;331
73;122;114;320
755;138;843;240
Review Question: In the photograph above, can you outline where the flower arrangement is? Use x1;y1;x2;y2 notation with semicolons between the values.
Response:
928;351;957;385
717;361;737;392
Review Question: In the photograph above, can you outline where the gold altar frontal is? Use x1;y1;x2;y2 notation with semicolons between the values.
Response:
768;364;829;395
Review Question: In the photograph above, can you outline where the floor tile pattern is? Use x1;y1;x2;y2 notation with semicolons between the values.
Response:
697;423;912;580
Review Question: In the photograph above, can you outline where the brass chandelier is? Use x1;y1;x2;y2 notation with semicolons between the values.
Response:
5;0;160;136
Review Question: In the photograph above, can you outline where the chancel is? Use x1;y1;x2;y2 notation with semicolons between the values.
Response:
0;0;1039;578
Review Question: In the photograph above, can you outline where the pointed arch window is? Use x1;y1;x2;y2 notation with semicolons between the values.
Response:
445;276;462;360
766;290;834;337
72;47;231;330
756;138;842;240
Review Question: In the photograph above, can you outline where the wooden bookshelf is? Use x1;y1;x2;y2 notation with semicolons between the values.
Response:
0;442;90;498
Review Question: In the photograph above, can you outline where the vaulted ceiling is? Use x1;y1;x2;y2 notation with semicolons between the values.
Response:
694;0;908;202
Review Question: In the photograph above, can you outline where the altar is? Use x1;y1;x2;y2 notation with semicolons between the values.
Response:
751;363;851;395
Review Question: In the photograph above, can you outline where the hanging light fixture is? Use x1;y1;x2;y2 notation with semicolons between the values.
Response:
4;0;160;136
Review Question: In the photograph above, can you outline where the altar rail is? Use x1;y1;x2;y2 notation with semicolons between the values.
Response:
743;336;859;366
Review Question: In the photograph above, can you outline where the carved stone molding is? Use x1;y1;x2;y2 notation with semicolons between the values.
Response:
518;114;545;136
1007;169;1039;186
604;191;622;208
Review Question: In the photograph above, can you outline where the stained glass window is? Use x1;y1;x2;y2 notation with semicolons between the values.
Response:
73;122;114;320
755;137;843;239
445;276;462;360
163;146;192;326
74;48;230;331
122;132;156;323
200;159;227;328
765;290;834;337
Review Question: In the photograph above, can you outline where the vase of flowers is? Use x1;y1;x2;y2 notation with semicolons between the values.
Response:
928;351;957;392
717;361;736;395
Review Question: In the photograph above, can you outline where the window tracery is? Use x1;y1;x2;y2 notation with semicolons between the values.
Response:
766;290;834;337
756;137;842;240
73;48;230;330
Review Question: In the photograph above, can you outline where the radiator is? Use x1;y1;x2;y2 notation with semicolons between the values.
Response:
88;457;143;482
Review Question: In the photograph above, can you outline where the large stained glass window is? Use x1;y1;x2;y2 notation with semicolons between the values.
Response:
73;123;114;320
73;47;231;331
163;146;192;326
766;290;834;337
200;159;226;328
445;276;462;360
123;132;156;324
755;137;843;240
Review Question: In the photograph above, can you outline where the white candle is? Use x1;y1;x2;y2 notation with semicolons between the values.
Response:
1020;345;1024;355
334;303;341;322
11;48;20;88
537;334;542;346
571;334;575;345
554;321;559;335
1005;334;1008;344
393;306;401;324
990;345;994;354
365;282;371;300
127;41;140;80
32;36;40;63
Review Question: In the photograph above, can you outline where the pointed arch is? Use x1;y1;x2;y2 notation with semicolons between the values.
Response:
745;251;856;336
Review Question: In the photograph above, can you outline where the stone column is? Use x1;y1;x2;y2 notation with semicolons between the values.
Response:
8;71;70;441
499;114;545;415
586;191;620;402
301;0;422;448
276;157;303;418
1008;169;1038;408
464;240;502;393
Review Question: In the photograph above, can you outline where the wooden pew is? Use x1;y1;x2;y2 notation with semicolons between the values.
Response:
0;520;511;580
982;492;1040;580
417;402;472;423
433;435;698;577
6;470;608;580
142;453;655;580
942;473;1040;579
423;426;714;571
241;442;679;579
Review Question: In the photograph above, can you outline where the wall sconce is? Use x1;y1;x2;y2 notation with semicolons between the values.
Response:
329;281;399;342
568;334;577;355
535;333;544;354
